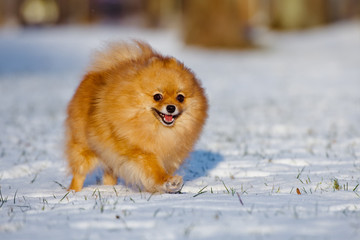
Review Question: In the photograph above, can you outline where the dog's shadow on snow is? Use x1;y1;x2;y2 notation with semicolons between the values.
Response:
84;168;103;188
83;150;223;187
179;150;223;181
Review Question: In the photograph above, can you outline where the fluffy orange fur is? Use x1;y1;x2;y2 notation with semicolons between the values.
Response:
65;41;208;193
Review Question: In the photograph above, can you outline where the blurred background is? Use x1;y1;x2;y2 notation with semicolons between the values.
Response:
1;3;360;240
0;0;359;48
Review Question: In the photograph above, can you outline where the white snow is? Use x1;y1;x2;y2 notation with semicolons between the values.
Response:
0;21;360;240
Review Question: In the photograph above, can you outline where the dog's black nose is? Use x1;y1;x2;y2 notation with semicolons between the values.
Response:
166;105;176;113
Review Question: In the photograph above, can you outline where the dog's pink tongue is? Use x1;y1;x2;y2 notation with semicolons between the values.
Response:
164;115;173;122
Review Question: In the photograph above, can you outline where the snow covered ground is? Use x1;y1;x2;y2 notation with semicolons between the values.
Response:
0;21;359;240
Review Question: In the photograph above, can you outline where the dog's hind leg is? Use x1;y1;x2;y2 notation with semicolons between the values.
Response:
66;139;98;192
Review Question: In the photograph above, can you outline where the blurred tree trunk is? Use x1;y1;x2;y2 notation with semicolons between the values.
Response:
58;0;90;24
144;0;181;28
328;0;360;21
6;0;91;26
183;0;260;48
269;0;327;30
0;0;20;26
269;0;360;30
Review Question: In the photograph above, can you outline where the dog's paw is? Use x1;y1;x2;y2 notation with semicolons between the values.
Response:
164;175;183;193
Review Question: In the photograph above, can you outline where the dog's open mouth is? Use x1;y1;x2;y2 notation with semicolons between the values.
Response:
152;108;180;127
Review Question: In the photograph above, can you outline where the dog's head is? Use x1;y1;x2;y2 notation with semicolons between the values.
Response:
135;57;207;129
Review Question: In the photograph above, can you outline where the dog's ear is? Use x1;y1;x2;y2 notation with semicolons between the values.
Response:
147;56;180;68
147;56;160;65
164;57;178;66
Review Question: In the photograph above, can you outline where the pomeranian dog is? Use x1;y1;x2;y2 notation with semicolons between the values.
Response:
65;41;208;193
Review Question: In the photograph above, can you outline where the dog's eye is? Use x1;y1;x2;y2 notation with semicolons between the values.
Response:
153;93;163;101
176;94;185;103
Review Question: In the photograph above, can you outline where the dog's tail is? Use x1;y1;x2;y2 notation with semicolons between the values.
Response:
89;40;155;72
